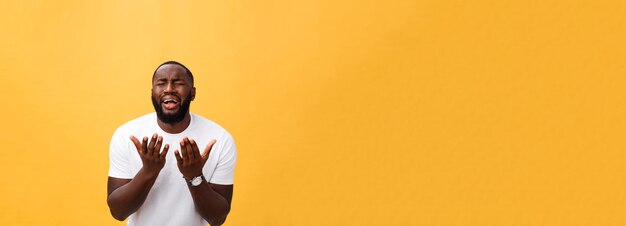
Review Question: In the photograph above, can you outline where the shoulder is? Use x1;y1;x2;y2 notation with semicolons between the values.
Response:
191;113;234;140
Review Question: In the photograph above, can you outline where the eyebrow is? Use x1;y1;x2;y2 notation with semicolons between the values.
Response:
152;72;192;83
154;77;186;82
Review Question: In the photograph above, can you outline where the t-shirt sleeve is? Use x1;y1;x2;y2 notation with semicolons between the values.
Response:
208;134;237;185
108;128;134;179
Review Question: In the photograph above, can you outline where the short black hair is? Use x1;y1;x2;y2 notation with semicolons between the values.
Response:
152;61;194;85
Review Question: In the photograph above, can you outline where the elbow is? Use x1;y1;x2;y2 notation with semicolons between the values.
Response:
107;198;129;221
206;206;231;226
108;206;129;221
207;216;227;226
110;212;127;222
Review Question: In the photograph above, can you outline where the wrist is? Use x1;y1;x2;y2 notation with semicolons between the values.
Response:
138;167;161;179
183;172;203;181
185;174;205;186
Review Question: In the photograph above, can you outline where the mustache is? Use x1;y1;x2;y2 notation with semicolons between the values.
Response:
160;94;181;102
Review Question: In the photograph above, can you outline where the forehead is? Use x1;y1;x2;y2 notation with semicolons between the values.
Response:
153;64;191;81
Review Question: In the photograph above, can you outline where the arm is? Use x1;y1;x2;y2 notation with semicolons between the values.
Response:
176;138;233;226
106;170;157;221
186;181;233;225
106;134;169;221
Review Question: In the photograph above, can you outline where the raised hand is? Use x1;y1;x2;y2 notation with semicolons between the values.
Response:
130;133;170;174
174;137;216;179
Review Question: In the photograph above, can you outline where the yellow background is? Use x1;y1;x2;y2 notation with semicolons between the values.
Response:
1;0;625;225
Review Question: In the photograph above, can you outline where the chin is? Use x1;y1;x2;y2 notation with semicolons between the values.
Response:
161;108;180;115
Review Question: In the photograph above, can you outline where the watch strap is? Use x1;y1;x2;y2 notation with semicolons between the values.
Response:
186;175;205;186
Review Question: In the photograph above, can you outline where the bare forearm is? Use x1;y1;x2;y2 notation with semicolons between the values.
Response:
175;138;232;225
107;169;159;221
188;182;231;226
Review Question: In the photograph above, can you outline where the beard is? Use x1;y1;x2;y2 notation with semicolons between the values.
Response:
151;92;192;124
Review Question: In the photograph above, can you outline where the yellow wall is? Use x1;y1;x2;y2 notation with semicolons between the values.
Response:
1;0;625;225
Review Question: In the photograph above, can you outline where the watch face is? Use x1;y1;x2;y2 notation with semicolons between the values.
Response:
191;176;203;186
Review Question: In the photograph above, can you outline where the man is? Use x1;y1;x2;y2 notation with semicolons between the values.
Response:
107;61;236;226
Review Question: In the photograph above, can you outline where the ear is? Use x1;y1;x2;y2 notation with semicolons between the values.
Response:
191;87;196;101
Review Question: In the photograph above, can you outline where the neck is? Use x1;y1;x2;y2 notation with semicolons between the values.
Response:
157;113;192;134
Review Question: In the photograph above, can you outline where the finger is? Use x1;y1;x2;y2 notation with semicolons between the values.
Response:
180;140;189;161
184;137;196;159
160;144;169;161
148;133;158;156
202;139;217;160
174;150;183;165
190;139;200;159
129;136;142;154
154;136;163;157
142;136;149;155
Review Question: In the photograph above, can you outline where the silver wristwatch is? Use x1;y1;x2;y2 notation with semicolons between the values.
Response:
187;175;204;186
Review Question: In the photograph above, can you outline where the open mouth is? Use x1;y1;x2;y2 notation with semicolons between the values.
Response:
162;97;180;110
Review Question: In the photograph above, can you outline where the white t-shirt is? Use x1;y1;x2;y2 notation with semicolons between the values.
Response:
109;113;237;226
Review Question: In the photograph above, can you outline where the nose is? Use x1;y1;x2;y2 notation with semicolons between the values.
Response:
164;82;175;93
